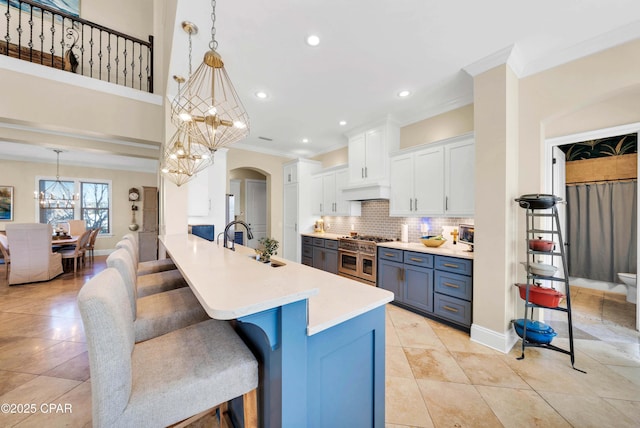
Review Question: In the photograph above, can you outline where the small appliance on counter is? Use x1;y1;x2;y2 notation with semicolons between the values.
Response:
314;219;325;233
459;224;474;252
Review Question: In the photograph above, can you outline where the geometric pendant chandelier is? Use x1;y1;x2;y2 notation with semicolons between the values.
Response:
170;0;249;151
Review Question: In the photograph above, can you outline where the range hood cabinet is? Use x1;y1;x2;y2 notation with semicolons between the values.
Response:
341;183;390;201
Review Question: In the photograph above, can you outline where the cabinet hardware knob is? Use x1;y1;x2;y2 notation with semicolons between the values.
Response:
443;306;458;313
443;263;458;268
443;282;460;288
361;168;364;178
410;198;413;211
384;253;395;257
410;257;423;262
415;198;417;210
365;166;368;178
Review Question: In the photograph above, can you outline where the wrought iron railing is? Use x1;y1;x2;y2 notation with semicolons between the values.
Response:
2;0;153;92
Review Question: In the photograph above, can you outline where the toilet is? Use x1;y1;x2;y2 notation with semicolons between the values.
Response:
618;273;637;304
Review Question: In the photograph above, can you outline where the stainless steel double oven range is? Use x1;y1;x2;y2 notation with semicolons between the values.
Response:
338;235;394;285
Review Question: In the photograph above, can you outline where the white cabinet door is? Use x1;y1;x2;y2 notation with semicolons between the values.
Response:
311;175;323;215
284;163;298;184
335;168;361;216
389;153;414;216
348;133;366;183
414;146;445;215
363;126;384;182
322;173;336;215
445;139;475;216
283;183;299;261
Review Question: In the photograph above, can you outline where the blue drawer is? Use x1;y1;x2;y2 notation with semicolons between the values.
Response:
435;256;472;276
302;256;313;267
325;239;338;250
435;270;472;301
434;294;472;327
378;248;403;262
302;236;313;246
403;251;433;269
302;244;313;258
312;238;325;247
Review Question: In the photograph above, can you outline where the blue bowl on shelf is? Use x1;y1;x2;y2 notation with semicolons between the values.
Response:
513;319;557;344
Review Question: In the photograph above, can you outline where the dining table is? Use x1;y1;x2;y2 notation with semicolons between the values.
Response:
51;235;78;248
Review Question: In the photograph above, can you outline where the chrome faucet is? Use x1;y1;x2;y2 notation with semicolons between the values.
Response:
222;220;254;251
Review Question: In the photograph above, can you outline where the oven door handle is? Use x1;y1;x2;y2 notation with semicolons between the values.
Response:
338;249;359;256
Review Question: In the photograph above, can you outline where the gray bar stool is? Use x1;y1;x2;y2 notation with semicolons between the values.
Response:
121;233;177;275
78;268;258;427
107;248;209;343
111;243;187;298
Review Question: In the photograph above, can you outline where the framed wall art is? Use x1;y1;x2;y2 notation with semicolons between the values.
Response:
1;0;80;18
0;186;14;221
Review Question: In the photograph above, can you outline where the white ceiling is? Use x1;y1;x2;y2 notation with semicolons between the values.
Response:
167;0;640;159
2;1;639;169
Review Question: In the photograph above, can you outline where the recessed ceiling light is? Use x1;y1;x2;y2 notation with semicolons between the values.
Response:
339;120;347;126
255;91;268;99
302;138;309;143
397;90;411;98
306;35;320;47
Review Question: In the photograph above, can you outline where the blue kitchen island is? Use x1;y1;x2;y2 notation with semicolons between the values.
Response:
160;234;393;427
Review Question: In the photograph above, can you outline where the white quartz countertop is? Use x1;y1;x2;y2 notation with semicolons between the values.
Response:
300;232;343;240
377;241;475;260
160;234;394;335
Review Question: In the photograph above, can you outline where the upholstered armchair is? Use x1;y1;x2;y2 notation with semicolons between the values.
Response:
5;223;63;285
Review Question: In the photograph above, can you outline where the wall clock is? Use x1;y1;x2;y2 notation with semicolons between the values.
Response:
128;187;140;201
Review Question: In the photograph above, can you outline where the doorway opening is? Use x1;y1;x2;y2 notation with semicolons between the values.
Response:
545;123;639;333
228;168;268;249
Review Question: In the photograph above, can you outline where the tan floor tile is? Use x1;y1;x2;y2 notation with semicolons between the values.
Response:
385;376;433;428
416;379;502;428
605;364;640;386
404;347;469;384
430;320;502;355
453;351;531;389
43;351;90;382
3;340;86;375
539;390;638;427
14;380;92;428
572;358;640;401
572;339;640;367
386;345;414;379
0;375;81;426
476;385;570;427
391;314;446;351
0;337;61;368
603;398;640;421
0;370;37;396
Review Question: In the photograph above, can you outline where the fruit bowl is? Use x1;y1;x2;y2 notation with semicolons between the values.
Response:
420;235;446;247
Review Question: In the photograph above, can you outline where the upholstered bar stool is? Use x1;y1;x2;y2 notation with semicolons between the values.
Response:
78;268;258;427
122;233;176;275
107;249;209;342
107;248;186;299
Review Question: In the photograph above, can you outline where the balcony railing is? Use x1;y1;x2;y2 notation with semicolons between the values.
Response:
2;0;153;92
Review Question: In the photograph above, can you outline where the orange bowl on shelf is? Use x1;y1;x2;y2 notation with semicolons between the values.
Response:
420;236;446;247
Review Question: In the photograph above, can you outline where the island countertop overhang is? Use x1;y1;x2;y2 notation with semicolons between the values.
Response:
159;233;393;335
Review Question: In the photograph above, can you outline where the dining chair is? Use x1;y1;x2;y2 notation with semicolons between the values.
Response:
67;219;86;236
0;234;10;280
106;248;208;342
78;268;258;427
84;228;100;264
117;237;176;276
5;223;63;285
107;247;187;298
59;229;92;273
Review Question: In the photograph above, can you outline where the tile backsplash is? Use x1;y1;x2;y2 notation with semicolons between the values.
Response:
322;200;473;243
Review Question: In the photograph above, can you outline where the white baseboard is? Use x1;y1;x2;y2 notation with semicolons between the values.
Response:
470;323;519;354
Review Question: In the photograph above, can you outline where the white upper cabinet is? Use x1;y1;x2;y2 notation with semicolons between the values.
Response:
284;163;298;184
444;137;475;216
312;166;361;216
389;134;474;217
389;146;444;216
346;119;400;186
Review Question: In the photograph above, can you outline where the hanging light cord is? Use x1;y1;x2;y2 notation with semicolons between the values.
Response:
209;0;218;51
188;26;193;77
54;149;62;180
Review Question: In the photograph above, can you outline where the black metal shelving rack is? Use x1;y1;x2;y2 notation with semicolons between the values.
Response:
517;202;586;373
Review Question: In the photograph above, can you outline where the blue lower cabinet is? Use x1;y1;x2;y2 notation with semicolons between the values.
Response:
378;256;433;313
305;237;338;274
378;249;473;330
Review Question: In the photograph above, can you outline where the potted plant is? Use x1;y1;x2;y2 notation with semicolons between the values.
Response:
256;237;279;263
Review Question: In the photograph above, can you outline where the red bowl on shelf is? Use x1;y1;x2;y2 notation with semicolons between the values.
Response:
516;284;564;308
529;238;555;252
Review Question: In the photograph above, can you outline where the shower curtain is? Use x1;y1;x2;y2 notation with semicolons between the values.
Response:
566;180;637;282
